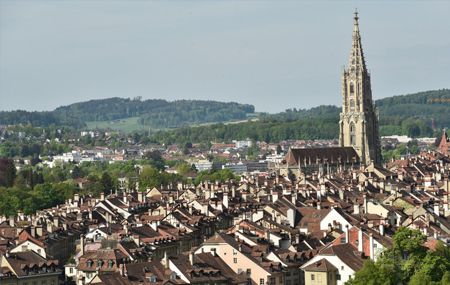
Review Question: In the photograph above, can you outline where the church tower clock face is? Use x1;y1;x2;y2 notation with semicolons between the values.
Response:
339;11;381;165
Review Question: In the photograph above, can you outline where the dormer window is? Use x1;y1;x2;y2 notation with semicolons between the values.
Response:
108;260;114;268
87;260;93;268
97;260;103;267
149;275;157;283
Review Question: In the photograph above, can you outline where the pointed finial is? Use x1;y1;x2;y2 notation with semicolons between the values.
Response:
354;8;359;22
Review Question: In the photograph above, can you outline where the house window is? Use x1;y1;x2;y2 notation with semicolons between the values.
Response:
246;269;251;275
259;278;265;285
311;274;315;280
69;267;73;274
234;258;238;263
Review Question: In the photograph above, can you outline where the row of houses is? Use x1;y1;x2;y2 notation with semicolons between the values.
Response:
1;149;450;284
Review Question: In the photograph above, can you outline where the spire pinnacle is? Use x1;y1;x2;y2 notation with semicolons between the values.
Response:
348;9;366;72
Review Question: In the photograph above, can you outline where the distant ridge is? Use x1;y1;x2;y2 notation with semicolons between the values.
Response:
0;89;449;138
0;98;255;130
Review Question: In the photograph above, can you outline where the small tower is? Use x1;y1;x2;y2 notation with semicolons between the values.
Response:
339;10;381;165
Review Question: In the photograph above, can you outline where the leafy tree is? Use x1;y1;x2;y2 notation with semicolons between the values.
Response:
0;158;16;187
348;228;450;285
101;172;114;194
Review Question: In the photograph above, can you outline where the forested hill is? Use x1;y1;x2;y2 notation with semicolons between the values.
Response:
148;89;450;144
0;98;255;129
0;89;449;136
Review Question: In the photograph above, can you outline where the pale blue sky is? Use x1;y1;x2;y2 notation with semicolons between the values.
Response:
0;1;449;113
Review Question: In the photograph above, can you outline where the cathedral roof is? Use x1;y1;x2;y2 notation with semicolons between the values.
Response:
285;147;360;166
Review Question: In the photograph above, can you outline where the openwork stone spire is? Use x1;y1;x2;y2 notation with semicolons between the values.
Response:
339;11;381;165
348;10;367;73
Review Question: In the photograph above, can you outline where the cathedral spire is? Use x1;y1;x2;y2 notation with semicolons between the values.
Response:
340;10;381;165
349;9;366;73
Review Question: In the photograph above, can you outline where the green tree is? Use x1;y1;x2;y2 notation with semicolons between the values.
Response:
100;172;113;194
0;158;16;187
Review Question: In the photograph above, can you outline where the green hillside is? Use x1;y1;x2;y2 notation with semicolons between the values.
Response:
148;89;450;144
0;98;255;130
0;89;448;139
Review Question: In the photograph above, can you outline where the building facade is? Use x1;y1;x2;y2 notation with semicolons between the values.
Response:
339;11;381;165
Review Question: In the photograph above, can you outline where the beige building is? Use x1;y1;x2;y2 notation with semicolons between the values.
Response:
195;233;284;285
303;258;338;285
339;11;381;165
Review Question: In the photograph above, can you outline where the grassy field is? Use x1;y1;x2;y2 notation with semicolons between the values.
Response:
85;113;260;133
85;117;148;133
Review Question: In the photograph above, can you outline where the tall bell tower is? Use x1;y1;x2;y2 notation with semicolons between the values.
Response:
339;11;381;165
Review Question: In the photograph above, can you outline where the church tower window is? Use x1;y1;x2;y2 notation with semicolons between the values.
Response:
350;123;356;145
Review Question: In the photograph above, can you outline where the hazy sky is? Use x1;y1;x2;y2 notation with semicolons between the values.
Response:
1;1;449;113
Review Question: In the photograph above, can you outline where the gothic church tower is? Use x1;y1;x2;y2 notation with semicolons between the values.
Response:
339;11;381;165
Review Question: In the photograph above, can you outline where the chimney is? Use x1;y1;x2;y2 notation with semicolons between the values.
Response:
317;202;321;210
80;234;85;256
345;225;349;244
47;223;53;233
223;192;229;209
231;186;236;198
369;234;374;260
272;192;278;203
9;216;14;227
339;189;344;200
434;204;440;216
123;194;128;204
287;208;295;228
358;228;363;252
100;192;105;201
123;224;128;235
379;224;385;236
163;251;169;269
138;191;144;203
30;226;36;237
53;216;59;228
291;193;297;205
36;226;43;237
189;252;194;266
353;204;360;214
363;194;368;214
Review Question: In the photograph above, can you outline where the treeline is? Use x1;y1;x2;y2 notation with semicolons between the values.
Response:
0;98;255;129
137;100;254;128
148;116;339;145
0;154;236;216
147;89;450;144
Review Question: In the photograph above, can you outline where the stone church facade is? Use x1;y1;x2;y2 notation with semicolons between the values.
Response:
339;11;382;165
279;12;382;178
